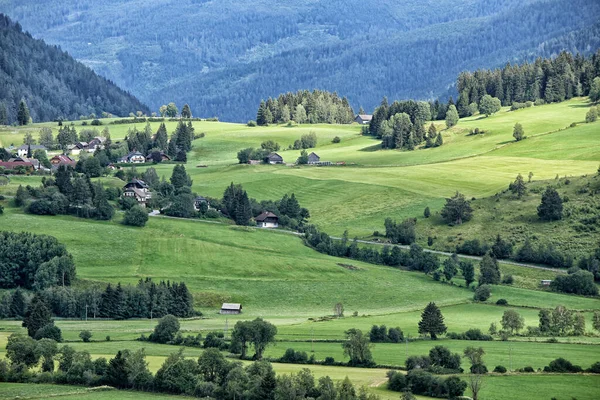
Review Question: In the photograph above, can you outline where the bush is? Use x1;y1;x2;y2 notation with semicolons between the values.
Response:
501;275;514;285
34;324;63;342
519;366;535;373
492;365;507;373
149;315;180;344
470;363;488;374
587;362;600;374
474;285;491;301
279;348;308;364
543;358;583;373
247;120;257;127
122;205;149;227
387;370;407;391
550;270;598;296
332;136;341;143
447;329;492;341
79;330;92;342
456;239;489;256
496;298;508;306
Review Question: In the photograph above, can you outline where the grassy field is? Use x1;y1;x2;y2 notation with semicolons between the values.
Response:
1;99;600;399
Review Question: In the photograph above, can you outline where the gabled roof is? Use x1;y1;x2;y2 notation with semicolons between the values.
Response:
125;179;149;189
0;161;34;169
17;144;47;151
356;114;373;121
255;211;278;222
125;187;149;199
268;152;283;160
308;152;320;160
195;196;208;202
221;303;242;310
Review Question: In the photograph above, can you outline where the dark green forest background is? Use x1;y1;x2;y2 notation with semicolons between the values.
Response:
1;0;600;121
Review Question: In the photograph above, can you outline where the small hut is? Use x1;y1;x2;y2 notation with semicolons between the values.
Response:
220;303;242;314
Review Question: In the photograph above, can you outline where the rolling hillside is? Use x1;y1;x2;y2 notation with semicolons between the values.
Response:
0;14;149;124
1;0;599;120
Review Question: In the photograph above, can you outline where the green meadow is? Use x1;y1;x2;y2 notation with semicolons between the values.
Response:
1;98;600;399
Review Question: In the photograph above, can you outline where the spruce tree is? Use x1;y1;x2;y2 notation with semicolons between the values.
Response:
257;101;267;126
435;132;443;147
418;302;447;339
154;123;169;151
22;295;53;337
537;186;563;221
0;102;7;125
17;99;30;125
170;164;192;189
479;252;501;285
10;287;26;318
509;173;527;198
181;104;192;118
235;191;253;225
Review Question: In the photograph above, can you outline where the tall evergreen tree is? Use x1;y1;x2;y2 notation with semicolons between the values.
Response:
0;102;7;125
17;99;30;125
479;252;501;285
418;302;447;340
154;123;169;151
537;186;563;221
181;104;192;118
9;287;26;318
22;295;53;337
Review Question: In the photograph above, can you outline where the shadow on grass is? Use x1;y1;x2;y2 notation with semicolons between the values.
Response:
359;143;383;152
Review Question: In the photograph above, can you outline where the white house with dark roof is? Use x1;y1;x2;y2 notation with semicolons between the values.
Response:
256;211;278;228
17;145;46;157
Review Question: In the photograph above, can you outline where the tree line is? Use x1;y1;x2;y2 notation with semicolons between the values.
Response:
0;277;195;321
2;331;379;400
455;51;600;116
255;90;354;125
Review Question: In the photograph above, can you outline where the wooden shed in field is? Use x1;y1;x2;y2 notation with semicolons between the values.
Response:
220;303;242;314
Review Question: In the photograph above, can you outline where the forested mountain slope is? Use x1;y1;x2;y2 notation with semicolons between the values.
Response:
1;0;599;121
0;14;149;124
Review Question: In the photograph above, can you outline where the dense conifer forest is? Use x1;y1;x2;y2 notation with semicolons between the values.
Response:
2;0;599;121
0;14;149;124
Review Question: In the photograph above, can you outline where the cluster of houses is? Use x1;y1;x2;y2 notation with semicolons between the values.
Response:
68;137;106;155
0;144;78;173
119;151;171;164
258;151;332;166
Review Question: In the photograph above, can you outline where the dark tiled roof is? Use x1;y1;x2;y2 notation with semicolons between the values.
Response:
255;211;278;221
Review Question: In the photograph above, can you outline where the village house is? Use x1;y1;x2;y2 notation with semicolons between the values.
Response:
145;152;171;163
355;114;373;125
220;303;242;315
17;144;47;157
0;160;34;172
87;137;106;152
255;211;279;228
122;179;152;207
120;151;146;164
194;196;209;211
267;153;284;164
50;154;77;169
307;152;320;164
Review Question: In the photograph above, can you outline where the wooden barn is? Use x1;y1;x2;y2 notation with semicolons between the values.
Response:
220;303;242;314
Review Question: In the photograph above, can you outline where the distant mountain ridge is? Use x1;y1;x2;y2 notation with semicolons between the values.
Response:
0;14;149;124
2;0;599;122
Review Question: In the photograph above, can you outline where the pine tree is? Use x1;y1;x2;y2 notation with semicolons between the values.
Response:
428;123;437;139
153;123;168;151
418;302;447;339
435;132;443;147
479;252;501;285
170;164;192;189
10;287;26;318
0;102;7;125
235;191;253;225
509;174;527;198
22;295;53;337
537;186;563;221
181;104;192;118
257;101;267;126
17;99;30;125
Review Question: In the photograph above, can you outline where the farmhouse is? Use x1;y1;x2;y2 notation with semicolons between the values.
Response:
267;153;284;164
50;154;76;169
307;152;320;164
220;303;242;315
120;151;146;164
194;195;209;211
256;211;279;228
145;152;171;163
8;157;42;171
122;179;152;207
87;137;106;151
17;144;46;157
0;160;34;172
355;114;372;124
